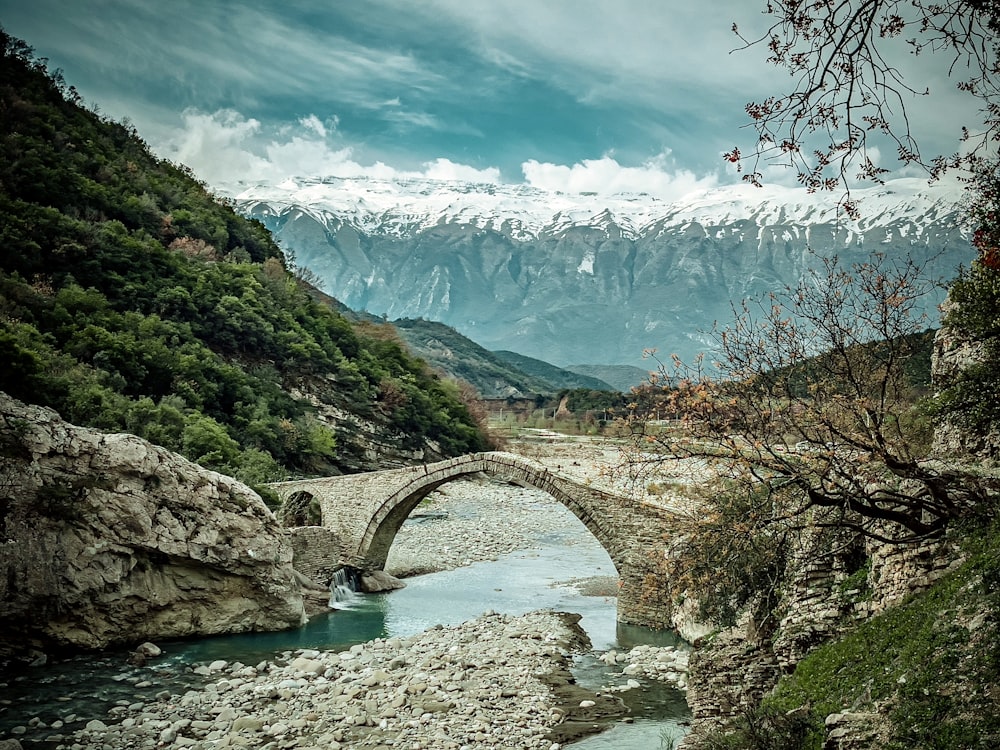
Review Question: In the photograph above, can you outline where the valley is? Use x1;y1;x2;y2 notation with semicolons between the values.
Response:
3;15;1000;750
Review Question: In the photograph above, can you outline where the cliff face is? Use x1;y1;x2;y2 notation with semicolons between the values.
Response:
677;310;999;749
0;393;306;658
931;298;1000;462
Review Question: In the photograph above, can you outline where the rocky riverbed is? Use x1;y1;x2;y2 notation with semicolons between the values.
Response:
1;610;689;750
1;438;691;750
32;611;616;750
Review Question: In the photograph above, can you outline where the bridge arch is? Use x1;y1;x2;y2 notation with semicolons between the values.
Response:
356;452;632;573
279;490;323;527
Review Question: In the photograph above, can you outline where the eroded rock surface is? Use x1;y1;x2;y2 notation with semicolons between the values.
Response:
0;393;306;658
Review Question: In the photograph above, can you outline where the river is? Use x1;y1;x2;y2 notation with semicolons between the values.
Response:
0;476;690;749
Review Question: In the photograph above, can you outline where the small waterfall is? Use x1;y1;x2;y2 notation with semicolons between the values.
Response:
329;567;359;608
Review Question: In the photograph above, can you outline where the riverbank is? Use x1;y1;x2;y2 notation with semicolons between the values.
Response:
1;437;691;749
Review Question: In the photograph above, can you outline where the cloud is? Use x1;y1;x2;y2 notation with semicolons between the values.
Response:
163;109;503;188
521;154;718;199
423;158;502;183
167;109;715;199
5;0;982;193
299;115;328;138
169;110;271;185
404;0;770;108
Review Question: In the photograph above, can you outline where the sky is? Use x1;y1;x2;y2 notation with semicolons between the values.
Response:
0;0;981;200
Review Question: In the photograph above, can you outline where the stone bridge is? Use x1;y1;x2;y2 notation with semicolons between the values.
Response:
271;451;674;628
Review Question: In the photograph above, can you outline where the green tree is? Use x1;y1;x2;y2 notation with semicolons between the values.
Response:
182;414;240;469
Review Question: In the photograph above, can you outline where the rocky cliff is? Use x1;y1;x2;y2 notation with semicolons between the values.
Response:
931;297;1000;462
676;311;999;749
0;392;307;660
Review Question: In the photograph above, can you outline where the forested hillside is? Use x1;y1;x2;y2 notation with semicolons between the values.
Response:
391;318;614;398
0;30;489;487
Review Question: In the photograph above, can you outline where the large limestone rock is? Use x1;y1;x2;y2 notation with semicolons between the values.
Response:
0;393;306;657
932;304;1000;462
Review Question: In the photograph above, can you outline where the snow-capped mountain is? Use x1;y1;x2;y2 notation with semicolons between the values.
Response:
231;176;972;368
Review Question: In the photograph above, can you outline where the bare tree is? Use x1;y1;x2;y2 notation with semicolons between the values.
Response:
626;252;985;544
727;1;1000;215
629;2;1000;632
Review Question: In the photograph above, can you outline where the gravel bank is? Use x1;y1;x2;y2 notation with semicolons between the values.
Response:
33;611;626;750
385;476;598;578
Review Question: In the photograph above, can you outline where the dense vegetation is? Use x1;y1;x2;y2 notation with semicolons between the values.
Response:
0;30;489;489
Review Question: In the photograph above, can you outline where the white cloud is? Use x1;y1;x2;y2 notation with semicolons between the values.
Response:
169;109;271;185
422;158;502;183
406;0;770;109
521;154;718;199
171;111;718;198
299;114;328;138
163;109;503;189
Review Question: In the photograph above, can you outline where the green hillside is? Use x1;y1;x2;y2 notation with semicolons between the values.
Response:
490;350;616;392
566;363;652;392
0;30;489;487
391;318;558;398
752;519;1000;749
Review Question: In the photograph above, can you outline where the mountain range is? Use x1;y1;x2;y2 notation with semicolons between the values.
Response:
232;176;974;367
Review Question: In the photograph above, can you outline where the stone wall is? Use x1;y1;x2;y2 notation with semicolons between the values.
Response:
867;534;961;614
771;529;869;670
683;633;783;739
287;526;343;585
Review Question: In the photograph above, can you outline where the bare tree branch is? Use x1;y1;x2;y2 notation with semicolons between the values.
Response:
728;1;1000;214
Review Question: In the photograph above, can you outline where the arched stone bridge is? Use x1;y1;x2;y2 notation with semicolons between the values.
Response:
270;451;674;628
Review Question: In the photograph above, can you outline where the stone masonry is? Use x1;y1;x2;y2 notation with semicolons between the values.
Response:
286;526;343;585
271;451;676;629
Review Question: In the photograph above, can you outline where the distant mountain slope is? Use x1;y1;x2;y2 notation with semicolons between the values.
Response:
234;175;973;368
491;350;616;392
0;33;489;482
390;319;554;398
566;364;653;392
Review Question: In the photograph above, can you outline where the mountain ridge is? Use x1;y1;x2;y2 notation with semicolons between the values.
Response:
488;349;615;392
389;318;554;399
231;174;963;240
234;175;973;368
